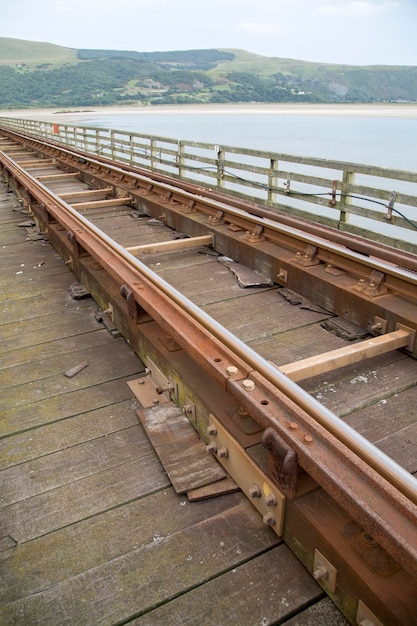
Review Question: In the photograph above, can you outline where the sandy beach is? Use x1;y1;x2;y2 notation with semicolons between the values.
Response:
2;102;417;124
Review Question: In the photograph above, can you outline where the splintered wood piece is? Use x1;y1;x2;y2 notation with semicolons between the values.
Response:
187;477;240;501
218;256;273;288
64;361;89;378
126;234;213;255
137;404;226;493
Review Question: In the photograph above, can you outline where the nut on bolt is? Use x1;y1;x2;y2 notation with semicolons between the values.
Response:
218;447;229;459
263;512;276;526
206;442;217;454
242;379;256;391
265;493;277;507
226;365;238;376
206;424;217;436
248;485;261;498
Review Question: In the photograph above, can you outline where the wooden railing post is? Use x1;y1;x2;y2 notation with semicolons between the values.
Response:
268;158;279;205
340;170;355;224
215;145;224;190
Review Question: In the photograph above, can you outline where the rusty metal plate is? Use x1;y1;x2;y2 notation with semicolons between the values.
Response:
207;413;286;536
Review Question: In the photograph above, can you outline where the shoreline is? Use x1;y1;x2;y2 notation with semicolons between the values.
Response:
2;102;417;122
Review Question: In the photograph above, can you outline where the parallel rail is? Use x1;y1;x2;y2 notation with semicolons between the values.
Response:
1;115;417;252
1;126;417;624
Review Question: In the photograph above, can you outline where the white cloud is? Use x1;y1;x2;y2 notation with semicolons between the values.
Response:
315;1;399;17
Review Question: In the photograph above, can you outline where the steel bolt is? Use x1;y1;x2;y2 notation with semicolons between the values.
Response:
206;442;217;454
263;512;276;526
303;435;313;444
182;405;193;414
265;493;277;507
289;422;298;430
313;565;329;581
242;379;256;391
218;446;229;459
206;424;217;436
226;365;238;376
248;485;261;498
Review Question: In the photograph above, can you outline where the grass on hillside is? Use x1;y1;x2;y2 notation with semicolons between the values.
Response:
0;37;78;68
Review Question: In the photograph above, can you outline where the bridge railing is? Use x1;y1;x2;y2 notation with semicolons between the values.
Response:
1;115;416;252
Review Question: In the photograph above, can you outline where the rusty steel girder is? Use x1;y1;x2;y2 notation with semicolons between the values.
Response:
1;147;417;588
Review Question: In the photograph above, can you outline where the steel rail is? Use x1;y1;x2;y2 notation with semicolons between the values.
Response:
2;147;416;507
1;128;417;287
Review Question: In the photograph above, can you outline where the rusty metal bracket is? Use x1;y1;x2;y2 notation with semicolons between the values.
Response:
206;413;286;536
207;210;225;225
354;270;387;297
293;244;321;267
262;428;299;498
119;283;141;323
243;224;265;243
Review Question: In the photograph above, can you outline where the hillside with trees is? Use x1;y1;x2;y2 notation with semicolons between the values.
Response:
1;37;416;109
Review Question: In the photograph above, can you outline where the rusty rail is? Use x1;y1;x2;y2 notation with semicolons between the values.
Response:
1;145;417;582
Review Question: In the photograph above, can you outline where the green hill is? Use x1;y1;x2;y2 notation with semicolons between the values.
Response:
0;37;416;109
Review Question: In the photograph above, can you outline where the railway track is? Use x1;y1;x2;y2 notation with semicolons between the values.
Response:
1;126;417;624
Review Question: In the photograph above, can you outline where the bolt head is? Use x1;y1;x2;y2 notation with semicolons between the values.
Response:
248;485;261;498
242;379;256;391
226;365;238;376
206;424;217;436
265;493;277;507
218;447;229;459
206;443;217;454
263;512;276;526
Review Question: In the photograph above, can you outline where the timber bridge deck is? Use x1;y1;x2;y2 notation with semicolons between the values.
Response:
0;120;417;625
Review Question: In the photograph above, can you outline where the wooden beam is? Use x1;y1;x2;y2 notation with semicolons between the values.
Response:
279;329;412;382
71;198;131;210
59;187;113;201
36;173;79;181
126;234;214;255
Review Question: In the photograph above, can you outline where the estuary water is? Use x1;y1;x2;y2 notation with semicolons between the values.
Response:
69;105;417;171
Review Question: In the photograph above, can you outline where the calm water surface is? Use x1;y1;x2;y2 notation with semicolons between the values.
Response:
78;111;417;171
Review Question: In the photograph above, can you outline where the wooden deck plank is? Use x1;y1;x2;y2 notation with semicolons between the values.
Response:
0;502;279;625
0;426;148;506
1;489;243;599
129;545;322;626
0;398;138;468
303;352;417;417
0;342;143;413
1;375;138;436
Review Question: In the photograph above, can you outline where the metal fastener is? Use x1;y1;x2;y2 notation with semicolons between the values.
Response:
218;447;229;459
248;485;262;498
206;442;217;454
303;435;313;444
313;565;329;581
206;424;217;436
265;493;277;507
242;379;256;391
226;365;238;376
263;512;276;526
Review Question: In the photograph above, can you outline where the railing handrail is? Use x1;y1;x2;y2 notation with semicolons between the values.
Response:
1;115;416;252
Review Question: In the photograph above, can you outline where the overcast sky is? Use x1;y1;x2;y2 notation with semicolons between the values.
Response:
1;0;417;66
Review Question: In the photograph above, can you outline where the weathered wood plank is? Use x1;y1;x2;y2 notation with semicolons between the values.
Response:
0;425;148;506
1;453;170;546
0;375;137;436
0;327;114;370
0;398;137;468
302;352;417;417
129;545;322;626
138;404;226;493
283;597;349;625
0;342;143;412
0;502;279;625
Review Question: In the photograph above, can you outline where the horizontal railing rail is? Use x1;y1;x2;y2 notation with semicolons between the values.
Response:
1;115;416;252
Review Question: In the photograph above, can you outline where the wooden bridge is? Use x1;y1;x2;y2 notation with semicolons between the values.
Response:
1;120;416;625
